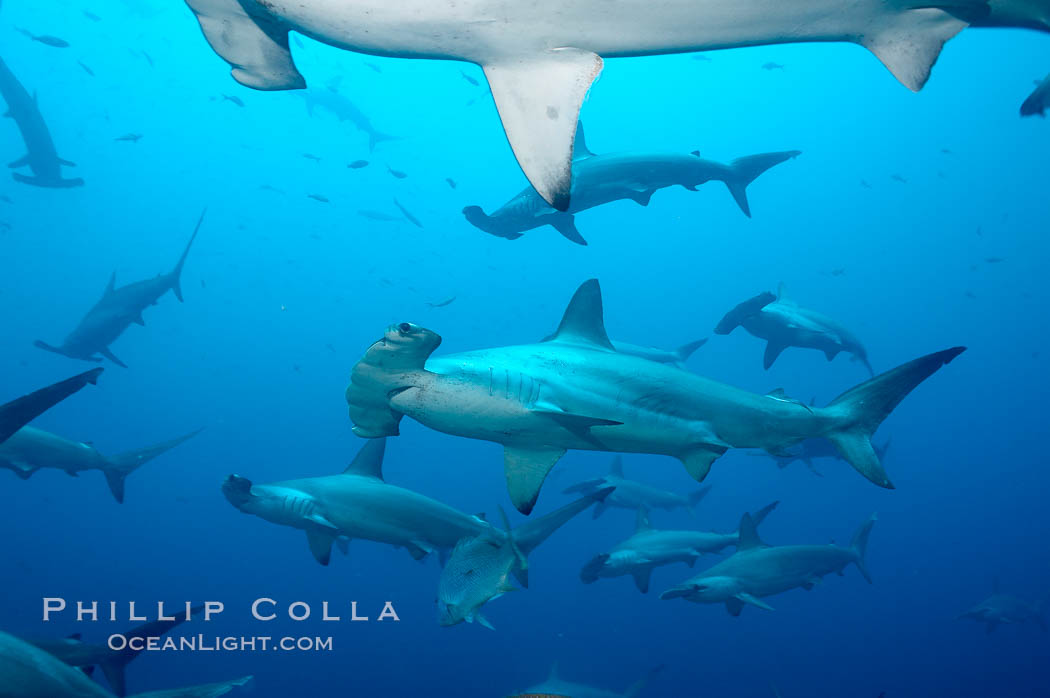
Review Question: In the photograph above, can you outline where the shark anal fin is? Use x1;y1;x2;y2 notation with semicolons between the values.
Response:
504;446;566;515
483;49;603;211
185;0;307;90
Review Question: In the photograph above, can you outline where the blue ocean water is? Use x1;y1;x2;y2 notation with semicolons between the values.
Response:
1;1;1048;696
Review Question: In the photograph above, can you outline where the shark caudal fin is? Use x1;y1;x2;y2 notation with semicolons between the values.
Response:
0;368;102;444
127;675;252;698
722;151;801;217
749;500;780;530
859;8;968;92
185;0;305;90
675;338;707;364
824;347;965;488
513;487;614;557
169;209;206;302
625;665;665;698
713;292;777;335
104;428;202;503
850;514;877;584
103;606;204;696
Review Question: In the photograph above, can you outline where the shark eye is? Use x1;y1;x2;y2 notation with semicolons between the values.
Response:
397;322;412;334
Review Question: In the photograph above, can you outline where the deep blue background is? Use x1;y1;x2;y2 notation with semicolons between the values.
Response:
1;1;1048;696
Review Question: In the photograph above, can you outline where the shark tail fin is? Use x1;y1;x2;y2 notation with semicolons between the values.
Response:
687;484;712;509
675;337;707;363
104;605;203;696
723;151;801;217
105;429;203;503
170;209;206;302
824;347;965;489
850;514;877;584
513;487;613;556
625;665;665;698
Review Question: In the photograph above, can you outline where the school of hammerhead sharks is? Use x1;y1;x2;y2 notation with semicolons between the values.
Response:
3;1;1050;697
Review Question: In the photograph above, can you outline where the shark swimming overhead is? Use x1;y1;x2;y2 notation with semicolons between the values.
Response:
0;426;200;502
580;501;778;593
958;582;1049;633
0;55;83;188
564;456;711;518
436;488;611;629
222;438;495;565
0;630;252;698
462;125;799;245
0;369;102;445
297;87;398;151
346;279;964;514
715;285;875;375
183;0;1039;210
660;512;877;615
34;211;206;368
508;662;662;698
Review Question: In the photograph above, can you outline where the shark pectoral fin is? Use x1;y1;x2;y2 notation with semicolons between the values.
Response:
591;500;608;519
632;568;652;594
305;529;336;566
679;444;727;483
763;341;788;370
483;49;603;211
306;513;338;530
185;0;306;90
861;10;967;91
504;446;566;515
736;592;774;611
532;402;622;430
58;158;76;167
474;611;495;631
98;347;128;368
7;155;29;168
824;348;840;361
542;212;587;245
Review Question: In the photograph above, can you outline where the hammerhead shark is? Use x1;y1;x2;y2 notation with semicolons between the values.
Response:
462;124;799;244
660;512;876;615
0;427;201;502
184;0;1041;209
346;279;963;513
958;581;1049;633
715;285;874;375
0;54;82;187
34;212;205;367
509;662;663;698
27;610;202;696
564;455;711;518
0;630;251;698
0;369;102;445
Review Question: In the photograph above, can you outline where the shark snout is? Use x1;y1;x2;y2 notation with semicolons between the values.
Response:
222;474;254;508
579;553;609;584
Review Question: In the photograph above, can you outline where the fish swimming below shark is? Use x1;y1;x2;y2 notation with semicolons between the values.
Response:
715;285;874;375
580;501;779;593
184;0;1042;210
346;278;964;514
0;368;102;446
0;630;251;698
437;488;612;628
463;124;799;245
660;512;877;615
0;426;201;502
0;53;82;187
508;662;663;698
34;211;205;367
564;455;711;518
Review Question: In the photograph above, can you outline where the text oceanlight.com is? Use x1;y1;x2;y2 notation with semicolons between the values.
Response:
108;634;335;652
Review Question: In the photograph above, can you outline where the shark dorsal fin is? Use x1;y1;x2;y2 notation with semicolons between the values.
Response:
545;279;615;350
609;455;624;478
573;122;594;160
343;438;386;479
690;150;701;157
736;513;767;551
635;506;651;532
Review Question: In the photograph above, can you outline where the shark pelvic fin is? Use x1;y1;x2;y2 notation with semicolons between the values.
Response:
342;437;386;479
185;0;306;90
544;279;615;350
483;49;603;210
504;446;566;515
